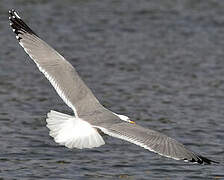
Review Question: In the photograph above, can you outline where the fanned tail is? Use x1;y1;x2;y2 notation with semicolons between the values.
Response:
46;110;105;149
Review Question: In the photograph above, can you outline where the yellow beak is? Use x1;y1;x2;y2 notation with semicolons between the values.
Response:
129;120;135;124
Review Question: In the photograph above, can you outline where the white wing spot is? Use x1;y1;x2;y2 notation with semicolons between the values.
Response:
14;11;21;19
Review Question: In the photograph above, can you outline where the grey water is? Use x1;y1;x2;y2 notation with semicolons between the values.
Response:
0;0;223;179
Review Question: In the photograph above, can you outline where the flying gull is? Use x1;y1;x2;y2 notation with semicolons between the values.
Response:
9;9;218;165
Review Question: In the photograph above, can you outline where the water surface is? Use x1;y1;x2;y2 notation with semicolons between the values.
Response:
0;0;223;179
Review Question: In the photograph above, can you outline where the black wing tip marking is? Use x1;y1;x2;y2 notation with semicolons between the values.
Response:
9;9;37;41
184;155;219;165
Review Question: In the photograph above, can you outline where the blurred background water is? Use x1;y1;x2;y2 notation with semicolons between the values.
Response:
0;0;223;179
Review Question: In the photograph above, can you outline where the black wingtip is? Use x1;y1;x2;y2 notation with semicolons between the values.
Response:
9;9;16;14
8;9;37;41
185;155;219;165
9;9;15;15
197;155;219;165
9;9;21;21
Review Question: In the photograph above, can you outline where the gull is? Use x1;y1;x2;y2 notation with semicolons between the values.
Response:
9;9;218;165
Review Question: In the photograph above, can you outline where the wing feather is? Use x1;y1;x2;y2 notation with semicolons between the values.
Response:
97;122;217;164
9;10;103;117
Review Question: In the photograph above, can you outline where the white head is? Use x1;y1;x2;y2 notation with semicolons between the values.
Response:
113;113;135;124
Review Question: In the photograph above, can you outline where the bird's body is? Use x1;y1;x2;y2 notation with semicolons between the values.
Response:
9;9;218;164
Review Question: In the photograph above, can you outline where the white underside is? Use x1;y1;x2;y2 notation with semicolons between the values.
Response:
46;110;105;149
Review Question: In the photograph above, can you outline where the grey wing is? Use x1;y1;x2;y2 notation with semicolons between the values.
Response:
98;122;217;164
9;10;103;117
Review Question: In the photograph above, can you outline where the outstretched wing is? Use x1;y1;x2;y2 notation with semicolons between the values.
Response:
98;122;217;164
9;9;103;117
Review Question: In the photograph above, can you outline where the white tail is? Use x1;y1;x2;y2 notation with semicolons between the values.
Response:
46;110;105;149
